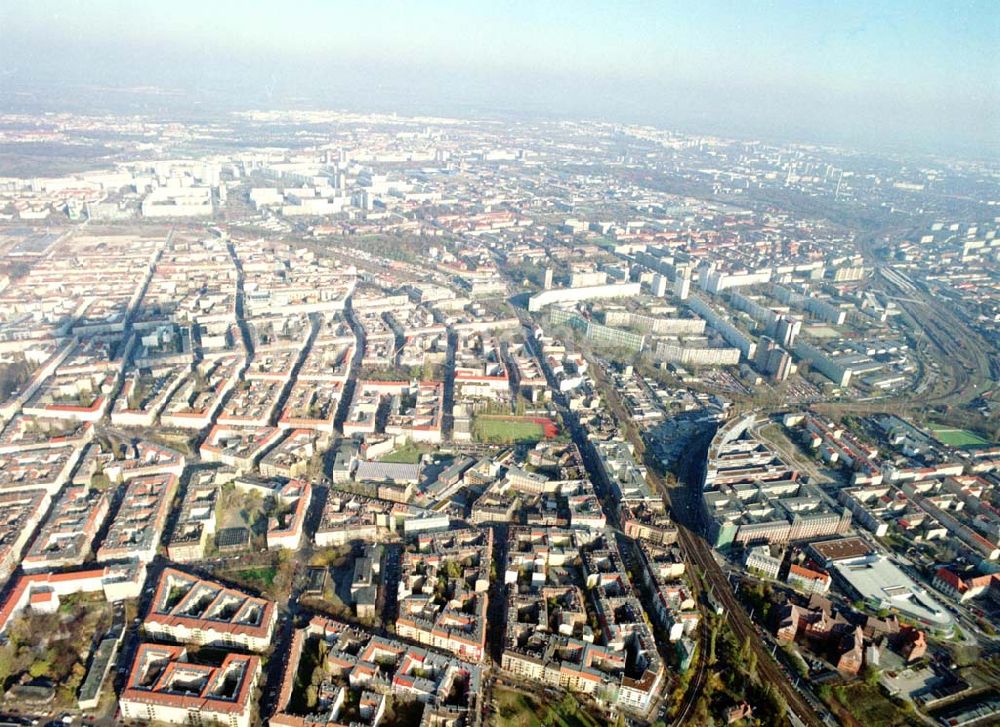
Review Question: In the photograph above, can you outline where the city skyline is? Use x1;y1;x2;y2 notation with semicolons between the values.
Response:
1;0;997;158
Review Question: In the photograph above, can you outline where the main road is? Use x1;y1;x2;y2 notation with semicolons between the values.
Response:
514;322;673;719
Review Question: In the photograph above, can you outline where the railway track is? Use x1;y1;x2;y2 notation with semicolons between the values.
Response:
656;459;829;727
587;363;829;727
862;229;992;407
880;272;989;406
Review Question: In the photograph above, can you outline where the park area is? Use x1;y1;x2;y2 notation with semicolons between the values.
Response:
820;680;921;727
224;565;277;590
927;424;990;448
0;593;111;710
213;550;296;600
493;688;602;727
473;415;558;444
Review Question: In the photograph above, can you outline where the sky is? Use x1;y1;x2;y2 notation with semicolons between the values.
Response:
1;0;997;157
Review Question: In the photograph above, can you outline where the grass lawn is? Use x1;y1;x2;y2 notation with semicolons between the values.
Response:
828;683;918;727
225;566;277;590
927;425;990;448
380;441;429;463
493;688;601;727
473;416;545;444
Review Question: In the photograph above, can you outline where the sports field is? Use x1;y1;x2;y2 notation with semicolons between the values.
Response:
472;415;557;444
928;425;990;448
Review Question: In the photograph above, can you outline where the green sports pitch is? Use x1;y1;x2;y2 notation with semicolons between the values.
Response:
473;416;545;444
927;425;990;448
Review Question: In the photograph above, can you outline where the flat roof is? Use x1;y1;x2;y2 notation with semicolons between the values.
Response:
809;536;872;563
833;555;953;629
355;461;421;484
217;527;250;548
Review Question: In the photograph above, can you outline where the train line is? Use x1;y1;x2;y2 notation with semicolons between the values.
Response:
878;268;989;405
659;458;829;727
588;363;828;727
862;229;991;407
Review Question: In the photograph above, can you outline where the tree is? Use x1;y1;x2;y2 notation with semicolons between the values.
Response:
91;472;112;490
784;645;808;679
29;658;51;678
0;644;16;687
559;693;577;715
67;662;86;690
310;664;324;686
691;695;710;725
862;663;880;687
761;682;787;723
0;356;32;400
443;559;463;579
704;670;724;695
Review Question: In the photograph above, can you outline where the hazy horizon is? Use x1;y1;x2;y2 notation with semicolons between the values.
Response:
1;0;998;159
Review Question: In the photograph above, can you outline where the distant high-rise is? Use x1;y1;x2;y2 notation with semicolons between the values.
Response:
775;316;801;348
755;336;792;382
651;274;668;297
569;270;607;288
769;348;793;382
674;269;691;300
543;268;554;290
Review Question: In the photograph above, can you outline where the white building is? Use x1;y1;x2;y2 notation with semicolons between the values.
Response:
744;545;782;579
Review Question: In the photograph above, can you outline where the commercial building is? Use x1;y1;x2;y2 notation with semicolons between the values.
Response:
266;480;313;550
200;425;284;471
602;309;705;336
687;294;757;359
0;488;52;581
933;568;1000;603
550;309;645;352
744;545;782;579
810;537;954;633
270;617;483;727
141;186;214;218
786;563;832;594
0;563;145;634
396;528;491;663
703;415;851;549
502;530;664;713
